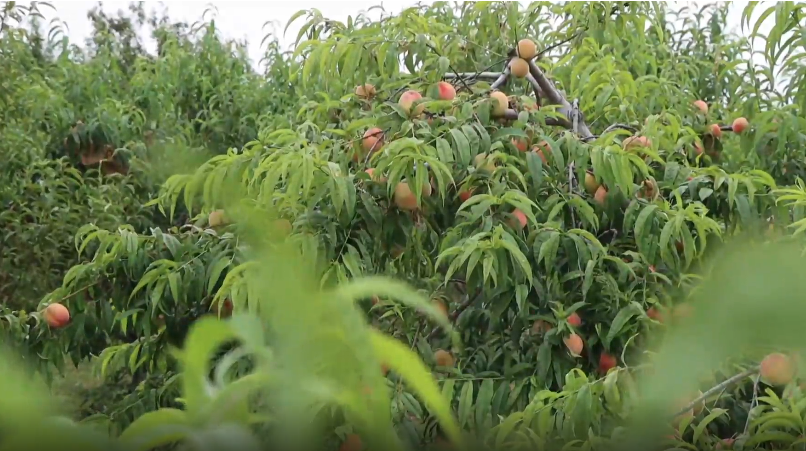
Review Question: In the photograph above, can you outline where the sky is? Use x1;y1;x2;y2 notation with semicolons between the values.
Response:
18;1;774;71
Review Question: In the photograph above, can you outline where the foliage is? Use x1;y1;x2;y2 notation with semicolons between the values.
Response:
2;1;806;450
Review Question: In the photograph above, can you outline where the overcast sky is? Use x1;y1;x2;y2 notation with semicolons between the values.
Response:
18;1;774;71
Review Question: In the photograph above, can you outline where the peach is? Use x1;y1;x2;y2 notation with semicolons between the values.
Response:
339;434;363;451
432;299;448;317
511;137;528;152
354;83;376;99
567;312;582;327
434;349;455;367
490;91;508;117
532;141;551;164
436;81;456;101
208;210;226;227
508;209;528;230
647;307;663;322
458;189;474;202
760;352;796;386
710;124;722;139
43;303;70;328
623;135;651;151
510;58;529;78
394;182;420;211
732;117;749;134
693;100;708;114
274;218;292;236
362;127;384;153
517;39;537;60
473;153;497;172
594;185;608;205
599;353;617;373
584;172;600;195
531;319;553;335
365;168;387;183
399;90;424;117
564;333;584;356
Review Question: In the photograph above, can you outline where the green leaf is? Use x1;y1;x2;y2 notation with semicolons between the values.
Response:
368;330;463;447
119;408;191;451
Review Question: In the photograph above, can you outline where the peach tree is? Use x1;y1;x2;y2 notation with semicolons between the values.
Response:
4;1;806;450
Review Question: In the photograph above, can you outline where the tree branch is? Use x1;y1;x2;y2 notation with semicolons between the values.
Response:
670;366;759;419
426;289;482;340
527;59;593;139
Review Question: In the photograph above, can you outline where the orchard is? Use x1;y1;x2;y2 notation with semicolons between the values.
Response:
2;1;806;451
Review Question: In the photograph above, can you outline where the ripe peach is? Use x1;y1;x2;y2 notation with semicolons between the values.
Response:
532;141;551;164
436;81;456;101
594;185;608;205
517;38;537;60
490;91;508;117
394;182;419;211
693;100;708;114
716;438;735;450
434;349;455;367
391;246;405;258
399;90;424;117
732;117;749;134
691;390;705;415
433;299;448;317
354;83;376;99
599;353;617;373
510;58;529;78
531;319;553;335
710;124;722;139
208;210;226;227
339;434;363;451
694;141;704;156
511;137;528;152
365;168;387;183
564;333;584;356
638;179;658;200
215;298;233;317
647;307;663;322
673;303;693;320
43;303;70;328
274;218;293;236
584;172;600;195
508;209;528;230
623;135;651;151
524;101;539;112
473;153;497;172
760;352;796;386
458;189;474;202
567;312;582;327
362;127;384;153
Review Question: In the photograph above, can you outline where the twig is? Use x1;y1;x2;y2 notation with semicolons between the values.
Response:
743;371;761;434
670;366;759;419
424;42;473;94
444;72;504;81
426;289;482;340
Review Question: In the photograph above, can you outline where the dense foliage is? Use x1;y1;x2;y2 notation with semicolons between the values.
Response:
2;1;806;450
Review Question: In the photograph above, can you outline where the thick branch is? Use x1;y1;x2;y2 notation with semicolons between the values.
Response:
501;108;564;127
527;59;593;139
490;65;511;91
